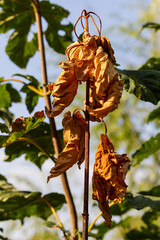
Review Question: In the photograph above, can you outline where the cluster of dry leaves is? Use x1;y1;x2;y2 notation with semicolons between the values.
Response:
46;30;130;227
45;29;123;121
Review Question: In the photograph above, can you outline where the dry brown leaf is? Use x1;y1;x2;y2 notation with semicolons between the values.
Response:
92;134;130;228
86;46;124;120
47;30;123;119
45;62;78;118
66;29;97;82
11;117;26;133
93;35;116;64
47;110;85;181
34;111;44;118
87;78;124;119
12;111;44;132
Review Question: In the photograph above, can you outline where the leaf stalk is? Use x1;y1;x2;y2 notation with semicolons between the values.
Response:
42;197;69;240
1;78;44;96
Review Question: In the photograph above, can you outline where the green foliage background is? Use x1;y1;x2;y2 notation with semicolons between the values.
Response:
0;0;160;239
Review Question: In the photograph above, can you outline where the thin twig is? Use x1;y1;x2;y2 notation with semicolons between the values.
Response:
33;1;78;239
43;197;63;228
99;117;107;135
82;10;90;240
88;212;102;233
82;78;90;240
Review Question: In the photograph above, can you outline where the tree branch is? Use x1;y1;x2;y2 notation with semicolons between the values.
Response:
33;1;78;239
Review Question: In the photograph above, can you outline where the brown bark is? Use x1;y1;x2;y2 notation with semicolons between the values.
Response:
33;1;78;238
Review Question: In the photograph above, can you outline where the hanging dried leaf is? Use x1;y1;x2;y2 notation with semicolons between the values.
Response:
66;29;97;82
47;29;123;119
45;62;78;118
93;35;116;64
47;110;85;181
86;46;124;120
92;134;130;228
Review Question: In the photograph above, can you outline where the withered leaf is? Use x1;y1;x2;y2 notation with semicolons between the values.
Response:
47;30;123;120
86;46;124;120
47;110;85;181
93;35;116;64
12;111;44;133
34;110;44;118
11;117;26;133
45;62;78;118
92;134;130;228
66;29;97;82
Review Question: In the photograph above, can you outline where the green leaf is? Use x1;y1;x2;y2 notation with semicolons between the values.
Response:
0;123;10;133
0;85;11;108
6;83;21;103
147;106;160;122
142;22;160;31
42;220;57;229
132;132;160;165
118;69;160;105
125;193;160;211
110;200;131;216
5;123;50;167
40;1;73;54
6;32;38;69
92;221;116;239
0;174;66;221
0;112;45;147
0;0;73;67
0;0;37;68
139;186;160;197
142;210;160;227
91;217;132;239
0;108;13;127
0;83;21;108
22;86;39;113
14;74;40;87
118;216;133;229
139;57;160;71
4;127;62;168
126;228;160;240
3;115;63;168
15;74;41;113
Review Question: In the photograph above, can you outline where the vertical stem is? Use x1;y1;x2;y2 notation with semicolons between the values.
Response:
33;1;78;239
82;78;90;240
82;11;90;240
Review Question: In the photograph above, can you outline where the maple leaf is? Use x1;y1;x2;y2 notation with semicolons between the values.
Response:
47;110;85;181
45;62;78;118
92;134;130;228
